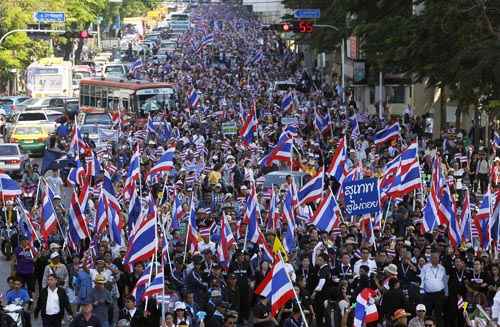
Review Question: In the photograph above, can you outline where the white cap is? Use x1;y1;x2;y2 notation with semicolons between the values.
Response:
50;252;60;259
174;301;186;311
416;304;426;312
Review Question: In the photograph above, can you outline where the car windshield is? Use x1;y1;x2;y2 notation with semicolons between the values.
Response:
47;113;63;122
18;98;41;106
0;145;20;156
0;99;13;105
18;113;46;121
14;126;43;135
84;113;111;125
105;66;124;74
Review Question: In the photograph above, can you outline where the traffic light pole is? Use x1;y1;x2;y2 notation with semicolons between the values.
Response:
0;29;66;47
314;24;346;104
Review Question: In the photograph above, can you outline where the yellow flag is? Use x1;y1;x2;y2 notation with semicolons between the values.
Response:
273;237;288;262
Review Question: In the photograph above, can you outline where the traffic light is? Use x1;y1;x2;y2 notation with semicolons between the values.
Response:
63;30;93;39
265;21;314;33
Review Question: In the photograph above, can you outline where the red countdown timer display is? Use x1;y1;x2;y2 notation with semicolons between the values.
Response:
280;21;314;33
298;21;313;33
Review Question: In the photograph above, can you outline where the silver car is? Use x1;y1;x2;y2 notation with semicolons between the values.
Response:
0;143;29;174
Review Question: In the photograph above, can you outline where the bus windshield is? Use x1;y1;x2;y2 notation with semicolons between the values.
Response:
137;88;176;113
170;14;189;21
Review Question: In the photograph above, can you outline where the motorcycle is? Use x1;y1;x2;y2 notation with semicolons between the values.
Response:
1;303;25;327
0;223;17;260
21;183;36;210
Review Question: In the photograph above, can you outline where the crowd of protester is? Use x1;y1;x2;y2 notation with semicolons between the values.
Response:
0;3;499;327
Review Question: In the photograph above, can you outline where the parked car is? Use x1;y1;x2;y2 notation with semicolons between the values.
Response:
0;96;31;117
8;124;49;155
0;143;29;174
80;112;113;127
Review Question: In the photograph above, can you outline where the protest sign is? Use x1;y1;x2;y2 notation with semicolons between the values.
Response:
344;178;380;216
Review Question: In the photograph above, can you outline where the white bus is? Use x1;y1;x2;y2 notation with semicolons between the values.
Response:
26;57;73;98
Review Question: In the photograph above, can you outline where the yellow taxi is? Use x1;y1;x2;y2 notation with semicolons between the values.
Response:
9;124;49;155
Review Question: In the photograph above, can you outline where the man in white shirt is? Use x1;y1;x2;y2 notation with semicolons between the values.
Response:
419;252;447;326
353;247;377;276
34;274;73;327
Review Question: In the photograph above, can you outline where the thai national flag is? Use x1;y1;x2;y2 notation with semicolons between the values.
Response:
443;183;461;248
474;191;491;249
217;212;236;269
245;185;261;243
282;185;295;226
69;123;88;156
68;160;86;186
309;189;341;232
132;264;152;305
493;131;500;149
248;50;264;65
124;200;157;268
186;194;200;251
266;186;280;232
326;136;346;183
102;172;123;245
149;146;175;175
85;152;102;177
0;173;20;198
124;147;141;200
259;132;293;167
146;115;158;137
283;123;298;137
41;183;58;239
314;110;330;134
201;33;214;47
350;114;360;141
298;167;324;206
373;122;401;145
387;142;422;198
280;92;293;111
282;188;296;253
171;191;184;229
353;288;379;327
68;190;90;244
423;156;448;232
239;105;258;145
130;59;143;75
254;258;295;317
187;89;200;108
95;191;107;234
460;189;472;242
143;270;164;299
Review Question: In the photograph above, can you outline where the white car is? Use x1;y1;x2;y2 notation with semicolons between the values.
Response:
0;143;29;174
6;110;63;136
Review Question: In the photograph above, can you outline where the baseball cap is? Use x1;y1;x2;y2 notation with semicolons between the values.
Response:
416;304;426;312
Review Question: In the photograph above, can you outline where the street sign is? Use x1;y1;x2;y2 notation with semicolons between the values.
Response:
294;9;320;19
33;11;65;23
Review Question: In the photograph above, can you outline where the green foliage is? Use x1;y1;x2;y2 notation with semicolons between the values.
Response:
120;0;149;18
282;0;500;101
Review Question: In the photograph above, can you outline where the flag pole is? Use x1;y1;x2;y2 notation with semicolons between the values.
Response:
144;200;158;316
276;252;310;327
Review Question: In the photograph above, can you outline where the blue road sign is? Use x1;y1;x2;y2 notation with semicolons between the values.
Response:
294;9;320;19
33;12;66;23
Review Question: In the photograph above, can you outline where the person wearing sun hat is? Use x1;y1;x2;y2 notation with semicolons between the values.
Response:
87;274;113;327
392;308;411;327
